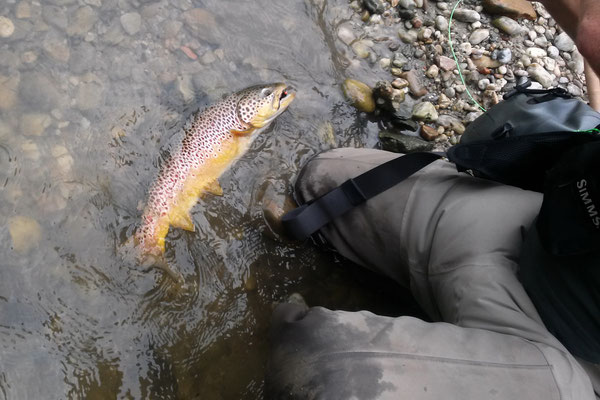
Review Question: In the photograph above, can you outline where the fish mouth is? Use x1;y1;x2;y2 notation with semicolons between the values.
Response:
275;85;296;111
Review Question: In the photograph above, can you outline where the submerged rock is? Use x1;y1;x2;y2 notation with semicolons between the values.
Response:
67;6;97;36
342;79;376;112
20;113;52;136
0;16;15;38
379;130;434;153
183;8;218;43
9;216;42;253
0;74;20;110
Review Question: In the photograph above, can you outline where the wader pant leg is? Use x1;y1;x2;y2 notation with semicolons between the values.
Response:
267;148;597;400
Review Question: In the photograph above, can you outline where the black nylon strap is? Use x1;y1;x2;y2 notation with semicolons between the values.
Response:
281;152;443;240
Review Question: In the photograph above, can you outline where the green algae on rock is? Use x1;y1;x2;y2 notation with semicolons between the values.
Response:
342;79;376;113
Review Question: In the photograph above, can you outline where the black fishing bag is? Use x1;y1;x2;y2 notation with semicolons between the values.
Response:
282;81;600;241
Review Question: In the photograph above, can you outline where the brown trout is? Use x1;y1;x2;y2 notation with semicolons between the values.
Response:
135;83;295;258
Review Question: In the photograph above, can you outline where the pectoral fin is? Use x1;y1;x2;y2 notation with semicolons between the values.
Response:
171;212;195;231
205;179;223;196
230;127;254;136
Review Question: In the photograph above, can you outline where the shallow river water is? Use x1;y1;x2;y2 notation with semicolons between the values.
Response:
0;0;419;398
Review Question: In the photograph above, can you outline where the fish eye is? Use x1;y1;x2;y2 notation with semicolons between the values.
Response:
261;88;273;98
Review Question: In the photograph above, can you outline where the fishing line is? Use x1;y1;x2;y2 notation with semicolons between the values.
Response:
448;0;487;112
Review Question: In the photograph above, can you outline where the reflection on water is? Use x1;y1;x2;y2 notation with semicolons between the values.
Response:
0;0;415;398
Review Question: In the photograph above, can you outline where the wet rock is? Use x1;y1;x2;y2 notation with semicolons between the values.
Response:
183;8;218;43
67;6;97;36
452;9;480;23
9;216;42;253
392;52;409;68
482;0;537;20
373;80;406;114
391;78;409;89
317;121;337;148
51;145;73;175
435;16;448;32
401;70;427;97
469;29;489;45
337;25;356;45
398;0;416;9
492;16;522;35
342;79;376;112
69;42;96;74
379;130;434;153
527;63;554;87
420;125;440;141
262;191;298;240
43;35;70;63
554;32;575;52
21;50;37;64
412;101;438;121
16;2;32;19
76;82;104;110
161;20;183;40
0;16;15;38
351;41;371;58
435;55;454;72
363;0;384;14
0;74;20;110
20;113;52;136
120;12;141;35
21;139;40;160
398;28;418;43
437;114;465;134
176;74;195;103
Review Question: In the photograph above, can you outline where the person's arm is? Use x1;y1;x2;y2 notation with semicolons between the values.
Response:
533;0;600;110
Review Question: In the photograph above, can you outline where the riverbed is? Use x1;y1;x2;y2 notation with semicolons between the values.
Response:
0;0;417;398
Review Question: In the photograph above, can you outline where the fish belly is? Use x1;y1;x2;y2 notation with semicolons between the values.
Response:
136;135;250;257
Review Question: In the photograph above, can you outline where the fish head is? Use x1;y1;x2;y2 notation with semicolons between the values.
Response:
236;83;296;130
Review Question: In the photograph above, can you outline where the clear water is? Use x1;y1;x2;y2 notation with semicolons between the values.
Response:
0;0;417;398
